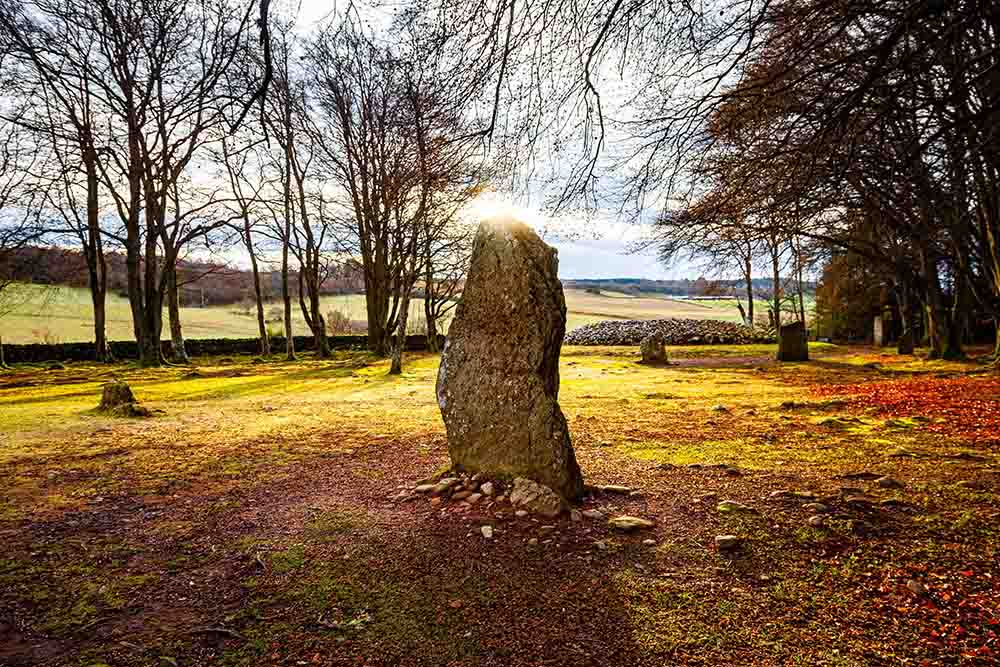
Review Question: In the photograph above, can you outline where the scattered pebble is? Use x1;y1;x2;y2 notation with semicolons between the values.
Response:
875;476;905;489
715;535;740;551
608;516;655;531
480;525;494;539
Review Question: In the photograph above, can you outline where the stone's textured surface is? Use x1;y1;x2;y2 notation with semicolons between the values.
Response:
436;219;584;500
639;335;668;364
777;321;809;361
608;516;655;532
509;477;565;518
480;482;495;497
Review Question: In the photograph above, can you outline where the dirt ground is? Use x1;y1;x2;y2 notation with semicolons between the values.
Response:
0;344;997;666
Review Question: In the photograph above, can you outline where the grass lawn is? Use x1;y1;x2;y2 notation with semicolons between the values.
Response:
1;343;997;666
1;284;771;344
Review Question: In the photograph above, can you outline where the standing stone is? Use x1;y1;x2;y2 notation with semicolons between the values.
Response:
776;321;809;361
436;218;584;500
639;335;668;364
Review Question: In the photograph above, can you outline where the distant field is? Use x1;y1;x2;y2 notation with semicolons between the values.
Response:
1;283;783;344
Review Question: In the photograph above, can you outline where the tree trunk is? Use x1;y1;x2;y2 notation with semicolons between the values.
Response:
281;167;295;362
84;153;109;362
896;283;915;355
389;289;411;375
921;249;963;360
0;335;6;369
166;267;189;363
770;237;781;331
744;256;755;328
245;225;270;356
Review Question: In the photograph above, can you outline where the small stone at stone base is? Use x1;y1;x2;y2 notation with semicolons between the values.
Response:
600;484;633;495
480;481;495;496
515;510;529;518
414;484;436;494
452;490;472;501
807;515;825;528
642;539;656;546
582;509;605;520
431;478;460;496
430;497;442;506
480;525;494;539
608;516;655;532
715;535;740;551
539;525;556;535
465;493;483;505
527;538;538;546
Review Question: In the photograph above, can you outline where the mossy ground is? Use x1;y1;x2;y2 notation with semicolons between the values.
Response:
0;344;997;666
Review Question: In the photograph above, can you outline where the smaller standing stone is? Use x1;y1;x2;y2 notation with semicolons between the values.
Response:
640;336;668;364
776;321;809;362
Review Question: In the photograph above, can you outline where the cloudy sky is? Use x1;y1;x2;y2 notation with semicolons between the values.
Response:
289;0;692;280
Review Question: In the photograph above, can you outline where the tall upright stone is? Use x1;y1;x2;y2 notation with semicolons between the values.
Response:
436;218;584;500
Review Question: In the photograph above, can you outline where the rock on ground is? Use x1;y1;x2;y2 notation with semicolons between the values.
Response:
436;218;584;501
509;477;565;518
640;335;668;364
98;380;137;411
608;516;655;532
